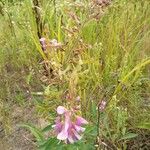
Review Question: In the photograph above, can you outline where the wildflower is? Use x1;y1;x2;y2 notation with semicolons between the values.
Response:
53;106;88;143
99;100;106;111
39;37;46;50
57;106;66;114
49;39;63;48
76;96;81;102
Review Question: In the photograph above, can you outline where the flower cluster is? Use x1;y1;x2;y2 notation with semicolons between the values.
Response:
53;106;88;143
39;38;63;51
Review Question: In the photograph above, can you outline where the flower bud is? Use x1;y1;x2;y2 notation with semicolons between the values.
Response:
99;100;106;111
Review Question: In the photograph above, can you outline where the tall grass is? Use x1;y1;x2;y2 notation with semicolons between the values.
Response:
0;0;150;149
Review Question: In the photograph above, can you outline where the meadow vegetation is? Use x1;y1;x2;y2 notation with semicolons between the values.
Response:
0;0;150;149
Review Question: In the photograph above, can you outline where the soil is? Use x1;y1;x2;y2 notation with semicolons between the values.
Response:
0;104;37;150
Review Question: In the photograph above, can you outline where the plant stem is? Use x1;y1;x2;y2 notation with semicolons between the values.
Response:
32;0;42;39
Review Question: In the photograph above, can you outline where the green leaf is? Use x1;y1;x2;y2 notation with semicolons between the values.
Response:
119;133;138;141
39;138;59;150
85;125;97;136
137;122;150;130
26;70;33;84
42;124;53;133
19;124;44;142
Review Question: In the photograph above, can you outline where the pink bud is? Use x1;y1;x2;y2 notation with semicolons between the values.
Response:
57;106;66;114
99;100;106;111
76;96;81;102
39;37;46;50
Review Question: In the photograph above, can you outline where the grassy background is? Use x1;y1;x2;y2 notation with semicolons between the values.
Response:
0;0;150;149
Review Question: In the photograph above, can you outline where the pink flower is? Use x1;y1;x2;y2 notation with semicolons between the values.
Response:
76;116;88;126
53;106;88;143
49;39;63;48
57;106;66;114
76;96;81;102
40;38;46;50
99;100;106;111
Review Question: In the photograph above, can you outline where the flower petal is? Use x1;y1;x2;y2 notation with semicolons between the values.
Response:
72;129;82;140
40;37;46;42
76;96;81;102
99;100;106;111
76;116;88;126
57;130;68;140
55;122;63;133
74;125;85;132
68;134;75;144
57;106;66;114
